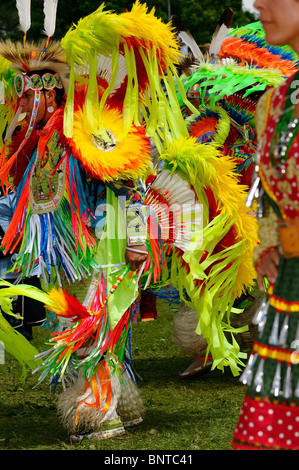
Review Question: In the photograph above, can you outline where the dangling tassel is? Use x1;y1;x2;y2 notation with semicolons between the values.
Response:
278;312;290;348
254;357;265;393
282;364;293;399
252;299;269;338
246;143;262;208
252;299;269;325
256;187;265;219
294;376;299;399
246;172;261;208
269;311;280;346
240;352;258;386
271;361;282;397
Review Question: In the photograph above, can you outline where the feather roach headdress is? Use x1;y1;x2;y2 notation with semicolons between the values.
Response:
5;0;64;77
0;39;69;91
218;21;299;77
0;0;69;189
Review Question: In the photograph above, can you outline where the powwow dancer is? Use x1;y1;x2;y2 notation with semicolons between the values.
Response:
0;1;257;441
232;0;299;450
172;17;299;377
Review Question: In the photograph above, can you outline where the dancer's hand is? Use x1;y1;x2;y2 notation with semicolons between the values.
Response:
125;244;148;271
256;250;280;291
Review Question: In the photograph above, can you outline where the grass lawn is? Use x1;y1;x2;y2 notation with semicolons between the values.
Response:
0;298;246;451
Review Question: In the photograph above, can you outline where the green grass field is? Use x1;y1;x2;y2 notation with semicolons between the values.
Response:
0;299;246;450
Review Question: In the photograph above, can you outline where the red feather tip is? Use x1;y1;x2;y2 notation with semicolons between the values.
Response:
64;291;91;319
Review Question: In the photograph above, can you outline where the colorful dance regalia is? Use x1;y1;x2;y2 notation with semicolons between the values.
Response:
218;22;299;77
0;2;258;439
171;21;299;362
178;21;299;186
232;71;299;450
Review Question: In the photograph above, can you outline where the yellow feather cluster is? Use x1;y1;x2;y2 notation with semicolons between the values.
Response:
119;1;179;62
61;1;179;65
46;288;68;316
68;105;151;181
61;2;180;139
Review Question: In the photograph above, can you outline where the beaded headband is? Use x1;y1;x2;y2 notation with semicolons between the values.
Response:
14;71;63;97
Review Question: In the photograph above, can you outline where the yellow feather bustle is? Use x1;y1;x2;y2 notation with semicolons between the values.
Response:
119;1;179;62
160;137;258;374
67;105;151;182
61;1;181;141
162;136;258;298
